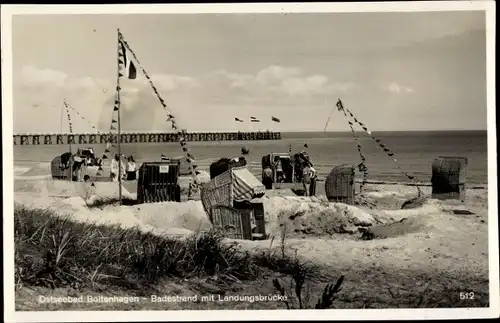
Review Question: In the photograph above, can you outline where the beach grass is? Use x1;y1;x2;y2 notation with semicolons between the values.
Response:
14;204;343;308
14;203;489;310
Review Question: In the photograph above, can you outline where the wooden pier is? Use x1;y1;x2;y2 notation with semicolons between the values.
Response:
13;131;282;146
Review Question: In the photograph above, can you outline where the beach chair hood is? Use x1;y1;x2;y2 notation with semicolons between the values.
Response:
231;167;266;202
200;166;266;220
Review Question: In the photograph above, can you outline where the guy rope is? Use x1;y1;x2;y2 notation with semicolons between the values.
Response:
335;99;422;198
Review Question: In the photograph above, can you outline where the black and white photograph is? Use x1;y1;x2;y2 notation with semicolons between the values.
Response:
2;2;498;322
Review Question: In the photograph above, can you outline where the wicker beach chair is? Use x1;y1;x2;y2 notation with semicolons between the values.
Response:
325;164;357;204
50;154;73;180
210;205;252;240
431;156;468;201
200;166;267;240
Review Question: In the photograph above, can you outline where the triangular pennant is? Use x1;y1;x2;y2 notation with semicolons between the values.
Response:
116;86;121;91
182;147;189;152
110;125;116;130
98;166;103;171
118;71;124;78
118;58;124;65
104;149;110;153
111;119;117;123
102;155;108;159
114;106;119;111
91;183;95;187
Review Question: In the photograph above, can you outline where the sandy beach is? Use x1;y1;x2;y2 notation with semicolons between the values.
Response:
13;162;490;310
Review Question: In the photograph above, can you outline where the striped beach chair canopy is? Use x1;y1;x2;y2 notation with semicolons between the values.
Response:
200;166;266;221
231;166;266;202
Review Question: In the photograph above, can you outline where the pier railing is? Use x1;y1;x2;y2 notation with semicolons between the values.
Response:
13;131;282;145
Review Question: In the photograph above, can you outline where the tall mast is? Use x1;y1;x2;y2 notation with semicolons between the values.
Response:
116;28;123;205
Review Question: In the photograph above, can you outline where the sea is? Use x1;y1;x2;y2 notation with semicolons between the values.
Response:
13;130;489;185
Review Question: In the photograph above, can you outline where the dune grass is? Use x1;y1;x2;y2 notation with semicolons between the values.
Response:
14;203;489;309
14;204;345;309
15;205;257;292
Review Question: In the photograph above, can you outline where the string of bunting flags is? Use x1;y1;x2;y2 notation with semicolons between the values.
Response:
96;89;122;183
63;100;74;153
335;99;368;189
62;100;119;188
64;101;101;133
336;99;421;197
118;30;198;197
233;116;281;123
64;99;117;166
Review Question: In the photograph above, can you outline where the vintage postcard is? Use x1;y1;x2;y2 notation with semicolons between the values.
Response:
2;1;498;322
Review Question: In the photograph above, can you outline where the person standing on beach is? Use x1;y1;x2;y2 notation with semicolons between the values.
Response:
302;163;312;196
110;154;124;182
273;156;284;183
126;156;137;181
301;157;317;197
262;166;273;189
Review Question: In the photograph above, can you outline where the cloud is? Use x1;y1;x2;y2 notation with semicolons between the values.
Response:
386;82;415;94
12;64;358;132
194;65;357;104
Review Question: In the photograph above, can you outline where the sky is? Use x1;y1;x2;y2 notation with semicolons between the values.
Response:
10;10;488;133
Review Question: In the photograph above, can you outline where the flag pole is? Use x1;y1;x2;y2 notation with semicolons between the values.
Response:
117;28;123;205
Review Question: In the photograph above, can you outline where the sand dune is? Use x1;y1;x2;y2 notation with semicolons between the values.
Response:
13;179;489;294
12;161;489;281
13;176;485;240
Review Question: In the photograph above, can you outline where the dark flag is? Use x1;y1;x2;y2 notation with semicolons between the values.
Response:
251;119;260;123
235;117;243;122
336;99;344;111
250;116;257;120
272;116;280;123
304;143;308;148
119;39;137;80
161;154;170;161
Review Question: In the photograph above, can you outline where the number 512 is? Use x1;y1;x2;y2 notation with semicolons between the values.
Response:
460;292;475;300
